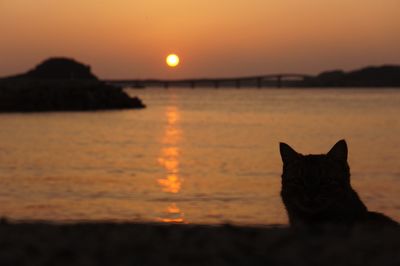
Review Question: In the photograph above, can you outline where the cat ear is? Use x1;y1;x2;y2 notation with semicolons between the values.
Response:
327;139;348;162
280;142;300;164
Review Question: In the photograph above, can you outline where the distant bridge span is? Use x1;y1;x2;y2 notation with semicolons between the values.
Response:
104;73;311;88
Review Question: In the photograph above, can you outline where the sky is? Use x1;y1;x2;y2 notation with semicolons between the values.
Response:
1;0;399;79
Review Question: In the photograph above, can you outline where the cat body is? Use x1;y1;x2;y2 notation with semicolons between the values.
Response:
279;140;398;227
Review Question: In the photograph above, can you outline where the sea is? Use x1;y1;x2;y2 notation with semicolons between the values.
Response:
0;88;399;225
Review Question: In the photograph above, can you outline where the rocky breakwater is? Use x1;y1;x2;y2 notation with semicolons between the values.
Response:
0;58;145;112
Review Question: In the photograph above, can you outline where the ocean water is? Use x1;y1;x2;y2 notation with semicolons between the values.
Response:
0;88;399;225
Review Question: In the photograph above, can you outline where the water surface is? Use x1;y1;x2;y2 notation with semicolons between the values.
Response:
0;88;399;225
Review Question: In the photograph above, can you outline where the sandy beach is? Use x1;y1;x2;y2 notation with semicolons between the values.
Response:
0;220;398;266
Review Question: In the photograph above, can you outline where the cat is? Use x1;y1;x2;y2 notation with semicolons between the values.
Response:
279;139;398;228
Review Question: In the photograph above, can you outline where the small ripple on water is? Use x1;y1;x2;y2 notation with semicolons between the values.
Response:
149;195;265;203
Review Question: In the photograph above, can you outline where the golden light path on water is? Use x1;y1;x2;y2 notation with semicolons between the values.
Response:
157;105;185;223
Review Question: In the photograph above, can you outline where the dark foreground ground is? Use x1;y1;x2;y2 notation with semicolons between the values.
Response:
0;220;399;266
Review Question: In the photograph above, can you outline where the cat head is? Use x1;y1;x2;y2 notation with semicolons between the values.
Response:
279;140;350;213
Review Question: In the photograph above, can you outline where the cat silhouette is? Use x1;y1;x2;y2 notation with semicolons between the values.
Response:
279;140;398;227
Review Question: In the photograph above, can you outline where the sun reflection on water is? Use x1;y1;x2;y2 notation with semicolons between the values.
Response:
157;106;185;223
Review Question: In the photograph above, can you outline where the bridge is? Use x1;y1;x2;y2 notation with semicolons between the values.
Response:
104;74;311;88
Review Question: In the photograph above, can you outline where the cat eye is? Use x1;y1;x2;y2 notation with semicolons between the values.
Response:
285;179;303;187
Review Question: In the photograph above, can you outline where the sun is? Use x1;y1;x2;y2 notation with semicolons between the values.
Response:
166;54;180;67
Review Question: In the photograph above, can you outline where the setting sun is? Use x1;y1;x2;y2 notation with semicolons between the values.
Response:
166;54;180;67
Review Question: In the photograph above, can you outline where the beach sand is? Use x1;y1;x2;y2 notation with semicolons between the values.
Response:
0;220;399;266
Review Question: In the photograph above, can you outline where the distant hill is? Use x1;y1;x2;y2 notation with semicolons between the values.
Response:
0;58;145;112
5;57;98;80
304;65;400;87
28;57;98;80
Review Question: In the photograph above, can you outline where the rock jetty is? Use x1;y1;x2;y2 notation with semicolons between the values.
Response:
0;58;145;112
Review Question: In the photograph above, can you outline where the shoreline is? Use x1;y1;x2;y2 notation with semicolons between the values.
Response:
1;220;399;265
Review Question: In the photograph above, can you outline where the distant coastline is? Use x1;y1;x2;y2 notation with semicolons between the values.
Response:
1;60;399;93
106;65;400;89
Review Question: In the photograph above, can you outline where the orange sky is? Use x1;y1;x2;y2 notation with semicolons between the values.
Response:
1;0;399;79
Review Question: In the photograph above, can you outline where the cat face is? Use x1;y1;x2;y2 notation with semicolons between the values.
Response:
279;140;350;213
